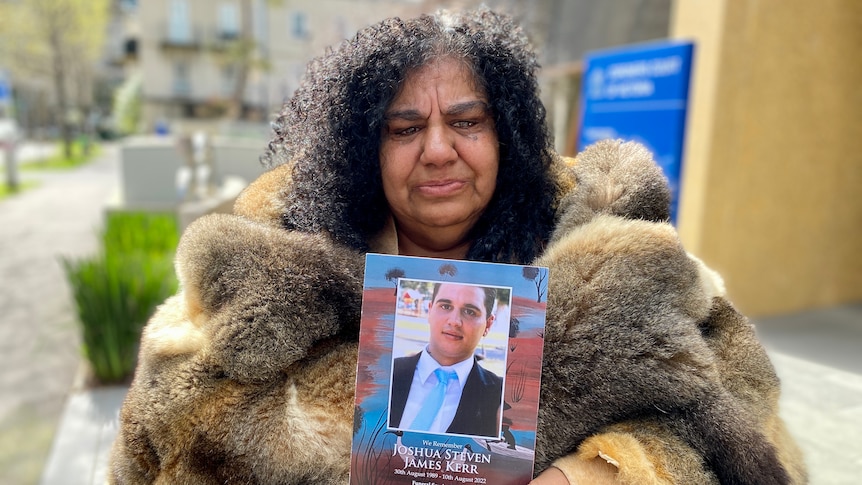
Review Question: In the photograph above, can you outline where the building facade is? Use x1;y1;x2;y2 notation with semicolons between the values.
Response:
135;0;426;132
128;0;862;317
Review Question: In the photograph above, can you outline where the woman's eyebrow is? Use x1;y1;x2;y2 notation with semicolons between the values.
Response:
383;109;424;121
444;100;490;116
384;101;490;121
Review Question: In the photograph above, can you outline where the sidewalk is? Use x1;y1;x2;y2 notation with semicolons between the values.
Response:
0;143;118;485
39;303;862;485
40;386;126;485
755;303;862;484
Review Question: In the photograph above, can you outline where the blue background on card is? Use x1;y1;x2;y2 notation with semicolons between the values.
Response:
365;254;547;311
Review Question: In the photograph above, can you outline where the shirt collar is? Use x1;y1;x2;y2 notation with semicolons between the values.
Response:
416;347;474;390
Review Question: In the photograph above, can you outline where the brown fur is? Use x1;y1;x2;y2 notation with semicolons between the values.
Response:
110;140;806;484
109;215;363;484
534;141;799;484
232;163;293;227
551;140;673;233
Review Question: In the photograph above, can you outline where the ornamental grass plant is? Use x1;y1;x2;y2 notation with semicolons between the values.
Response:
62;211;179;384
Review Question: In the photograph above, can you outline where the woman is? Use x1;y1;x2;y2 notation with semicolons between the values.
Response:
263;8;559;266
110;7;805;484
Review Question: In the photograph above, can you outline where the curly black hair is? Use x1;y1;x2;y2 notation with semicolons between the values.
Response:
262;7;560;264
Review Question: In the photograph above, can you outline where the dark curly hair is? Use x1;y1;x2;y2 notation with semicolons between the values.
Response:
262;7;560;264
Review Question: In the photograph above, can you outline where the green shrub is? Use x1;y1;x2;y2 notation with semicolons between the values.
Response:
62;211;179;384
102;210;180;254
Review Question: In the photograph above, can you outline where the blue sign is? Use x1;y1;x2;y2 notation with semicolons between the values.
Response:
0;77;9;102
578;40;695;224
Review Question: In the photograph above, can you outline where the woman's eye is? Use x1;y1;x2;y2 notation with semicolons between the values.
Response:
453;121;476;129
392;126;419;136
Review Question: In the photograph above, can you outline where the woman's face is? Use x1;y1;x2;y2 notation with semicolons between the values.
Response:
379;57;499;252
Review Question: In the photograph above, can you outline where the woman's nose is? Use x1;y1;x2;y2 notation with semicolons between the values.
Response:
420;125;457;166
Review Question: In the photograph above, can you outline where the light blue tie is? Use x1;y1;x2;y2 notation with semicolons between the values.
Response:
410;368;457;431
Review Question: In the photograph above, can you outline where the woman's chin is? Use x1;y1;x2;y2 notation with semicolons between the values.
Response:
413;207;484;232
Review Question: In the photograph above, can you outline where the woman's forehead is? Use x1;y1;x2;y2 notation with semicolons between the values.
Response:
387;58;486;111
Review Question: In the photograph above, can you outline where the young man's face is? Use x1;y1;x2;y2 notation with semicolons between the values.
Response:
427;283;494;366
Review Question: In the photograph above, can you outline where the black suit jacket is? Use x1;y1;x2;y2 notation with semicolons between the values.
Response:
389;352;503;437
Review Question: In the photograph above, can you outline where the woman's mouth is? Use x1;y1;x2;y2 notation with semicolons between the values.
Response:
416;180;467;197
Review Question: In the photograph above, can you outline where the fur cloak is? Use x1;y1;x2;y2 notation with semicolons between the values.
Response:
109;140;806;484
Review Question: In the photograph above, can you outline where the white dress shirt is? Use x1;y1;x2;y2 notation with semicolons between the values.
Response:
398;347;475;433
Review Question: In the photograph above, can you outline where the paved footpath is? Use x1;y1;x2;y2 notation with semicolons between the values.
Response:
0;143;118;485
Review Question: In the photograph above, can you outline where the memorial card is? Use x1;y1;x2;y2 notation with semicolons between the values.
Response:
350;254;549;485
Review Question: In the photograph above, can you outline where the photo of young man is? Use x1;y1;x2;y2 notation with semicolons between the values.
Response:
389;282;505;438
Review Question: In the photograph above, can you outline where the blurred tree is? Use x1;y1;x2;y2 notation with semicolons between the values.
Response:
0;0;109;158
219;0;271;121
225;0;254;120
113;73;141;135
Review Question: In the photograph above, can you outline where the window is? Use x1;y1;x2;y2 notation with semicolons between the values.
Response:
222;65;237;97
173;62;191;96
120;0;138;13
289;11;308;40
124;38;138;57
168;0;192;44
218;2;240;40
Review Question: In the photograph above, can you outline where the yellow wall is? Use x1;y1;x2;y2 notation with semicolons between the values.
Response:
672;0;862;317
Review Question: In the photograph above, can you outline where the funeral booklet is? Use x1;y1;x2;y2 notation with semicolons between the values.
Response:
350;254;549;485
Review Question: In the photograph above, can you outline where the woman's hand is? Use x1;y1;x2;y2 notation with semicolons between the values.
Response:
529;466;570;484
529;456;620;484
